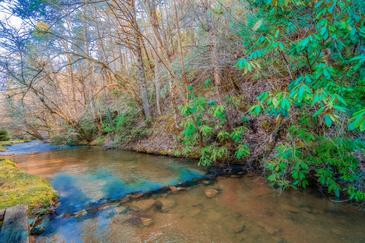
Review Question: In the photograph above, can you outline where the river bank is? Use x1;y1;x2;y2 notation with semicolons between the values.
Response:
0;159;57;215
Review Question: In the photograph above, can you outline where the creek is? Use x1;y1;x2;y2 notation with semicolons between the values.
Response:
4;142;365;242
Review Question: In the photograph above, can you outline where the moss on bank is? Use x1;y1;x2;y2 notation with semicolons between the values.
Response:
0;159;57;213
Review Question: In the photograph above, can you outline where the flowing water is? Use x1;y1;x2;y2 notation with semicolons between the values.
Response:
4;143;365;243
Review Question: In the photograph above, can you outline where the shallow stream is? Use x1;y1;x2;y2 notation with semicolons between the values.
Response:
4;143;365;242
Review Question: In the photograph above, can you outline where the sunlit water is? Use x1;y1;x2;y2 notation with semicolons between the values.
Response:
5;145;365;243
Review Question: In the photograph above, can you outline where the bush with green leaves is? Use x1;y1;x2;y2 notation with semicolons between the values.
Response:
0;129;10;141
102;110;138;134
266;126;365;201
237;0;365;201
77;119;98;142
102;109;150;144
180;86;250;166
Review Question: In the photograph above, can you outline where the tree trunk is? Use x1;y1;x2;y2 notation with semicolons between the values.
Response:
135;39;152;120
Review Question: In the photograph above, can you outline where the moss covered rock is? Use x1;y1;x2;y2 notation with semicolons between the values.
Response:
0;159;57;214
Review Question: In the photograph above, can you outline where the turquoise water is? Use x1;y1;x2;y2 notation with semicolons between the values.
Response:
51;164;204;214
12;147;206;215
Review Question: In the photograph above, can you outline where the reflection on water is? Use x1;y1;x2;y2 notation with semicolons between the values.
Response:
8;147;365;243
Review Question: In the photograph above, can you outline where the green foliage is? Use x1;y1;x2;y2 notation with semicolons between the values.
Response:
91;136;105;146
50;135;67;145
180;87;250;166
0;129;10;141
240;0;364;127
238;0;365;201
102;111;137;134
78;119;98;142
200;145;229;167
235;144;251;160
349;109;365;132
266;126;365;201
102;109;150;144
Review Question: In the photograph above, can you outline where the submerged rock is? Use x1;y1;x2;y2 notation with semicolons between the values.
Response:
202;180;213;185
188;207;202;217
125;214;153;227
99;204;113;211
140;217;153;227
31;217;50;235
129;199;157;211
261;224;281;235
155;198;176;212
169;186;186;193
130;193;144;199
233;224;246;234
115;206;128;214
75;209;87;218
120;195;130;204
205;188;219;198
87;207;99;215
